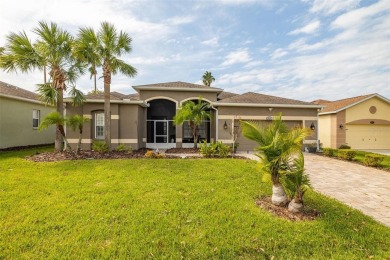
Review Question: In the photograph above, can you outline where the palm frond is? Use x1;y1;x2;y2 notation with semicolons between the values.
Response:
37;83;57;106
39;111;65;131
68;86;85;107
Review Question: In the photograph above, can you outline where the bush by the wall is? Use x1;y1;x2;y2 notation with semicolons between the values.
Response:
364;154;384;167
145;150;165;158
323;148;337;157
92;141;109;153
199;141;231;158
338;149;356;161
115;144;132;153
338;144;351;149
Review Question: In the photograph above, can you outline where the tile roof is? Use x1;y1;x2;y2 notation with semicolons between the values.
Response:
312;99;331;105
133;81;221;90
0;81;39;101
84;92;139;101
216;92;314;105
319;94;375;113
217;91;238;100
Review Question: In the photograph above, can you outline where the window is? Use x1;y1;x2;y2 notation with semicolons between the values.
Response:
33;110;40;128
95;113;104;139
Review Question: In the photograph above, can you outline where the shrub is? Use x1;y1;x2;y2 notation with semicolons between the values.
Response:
145;150;165;159
115;144;132;153
339;144;351;149
364;154;384;167
323;148;337;157
92;141;109;153
199;141;231;158
338;149;356;161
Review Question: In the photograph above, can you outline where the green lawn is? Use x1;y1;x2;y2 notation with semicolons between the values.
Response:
1;148;389;259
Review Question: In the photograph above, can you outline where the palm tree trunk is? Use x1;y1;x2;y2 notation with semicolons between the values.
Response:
77;134;82;153
94;73;97;92
43;65;47;84
55;88;64;151
103;66;111;150
288;198;303;213
271;175;288;206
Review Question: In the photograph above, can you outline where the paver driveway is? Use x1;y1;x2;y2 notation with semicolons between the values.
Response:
304;153;390;227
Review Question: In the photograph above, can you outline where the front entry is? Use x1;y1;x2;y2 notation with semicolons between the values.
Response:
146;99;176;149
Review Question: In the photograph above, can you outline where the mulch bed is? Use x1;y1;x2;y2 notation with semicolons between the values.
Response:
256;197;320;221
165;148;199;154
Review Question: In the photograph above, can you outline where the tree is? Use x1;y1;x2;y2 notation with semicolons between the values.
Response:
240;114;310;206
76;22;137;150
174;98;211;149
67;115;89;153
283;154;311;213
74;27;101;93
39;112;72;151
202;71;215;87
0;21;85;151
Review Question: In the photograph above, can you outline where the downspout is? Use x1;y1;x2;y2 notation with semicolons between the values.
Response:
211;105;218;141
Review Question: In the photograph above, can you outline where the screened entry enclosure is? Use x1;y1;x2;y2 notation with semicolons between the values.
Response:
146;99;176;148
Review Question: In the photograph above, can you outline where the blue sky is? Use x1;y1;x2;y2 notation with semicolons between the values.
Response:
0;0;389;101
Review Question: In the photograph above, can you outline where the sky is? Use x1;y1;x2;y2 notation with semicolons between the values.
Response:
0;0;389;102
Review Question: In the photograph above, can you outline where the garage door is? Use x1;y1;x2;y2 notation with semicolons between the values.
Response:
346;125;390;149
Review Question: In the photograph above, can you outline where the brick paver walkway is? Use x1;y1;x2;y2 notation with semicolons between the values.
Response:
237;152;390;227
304;153;390;227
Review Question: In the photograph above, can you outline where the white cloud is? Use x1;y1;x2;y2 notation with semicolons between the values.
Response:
309;0;361;15
165;16;195;25
215;0;271;5
221;48;251;66
201;37;219;47
288;20;321;35
270;48;288;59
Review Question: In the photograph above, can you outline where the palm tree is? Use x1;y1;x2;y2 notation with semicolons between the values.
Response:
0;21;85;151
202;71;215;87
79;22;137;150
67;114;89;153
74;27;101;93
39;112;72;151
174;98;211;149
241;114;310;206
283;154;311;213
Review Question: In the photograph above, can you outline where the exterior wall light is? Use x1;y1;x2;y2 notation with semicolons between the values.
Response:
224;121;228;130
310;122;315;130
339;124;344;129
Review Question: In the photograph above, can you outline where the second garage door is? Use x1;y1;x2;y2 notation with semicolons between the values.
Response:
346;125;390;149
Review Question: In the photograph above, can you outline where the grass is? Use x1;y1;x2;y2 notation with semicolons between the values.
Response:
1;147;389;259
354;150;390;170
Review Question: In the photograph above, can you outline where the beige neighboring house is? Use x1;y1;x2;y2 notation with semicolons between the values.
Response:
314;94;390;149
0;81;55;149
65;81;321;152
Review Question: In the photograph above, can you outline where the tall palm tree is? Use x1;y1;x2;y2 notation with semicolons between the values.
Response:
202;71;215;87
74;27;101;93
241;114;310;206
79;22;137;150
174;98;211;149
0;21;85;151
67;114;89;153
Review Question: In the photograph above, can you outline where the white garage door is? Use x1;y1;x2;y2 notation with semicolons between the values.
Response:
346;125;390;149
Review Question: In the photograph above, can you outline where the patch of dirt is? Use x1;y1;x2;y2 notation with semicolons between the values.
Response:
165;148;199;154
256;197;320;221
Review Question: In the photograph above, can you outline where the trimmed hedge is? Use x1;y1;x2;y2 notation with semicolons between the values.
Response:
364;154;385;167
338;144;351;149
338;149;356;161
323;148;337;157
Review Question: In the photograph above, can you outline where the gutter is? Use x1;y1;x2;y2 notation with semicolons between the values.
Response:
63;98;148;107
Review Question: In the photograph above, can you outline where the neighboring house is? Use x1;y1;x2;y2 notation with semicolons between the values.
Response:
314;94;390;149
65;81;321;151
0;81;55;149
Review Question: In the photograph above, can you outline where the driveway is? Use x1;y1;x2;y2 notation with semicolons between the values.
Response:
237;152;390;227
304;153;390;227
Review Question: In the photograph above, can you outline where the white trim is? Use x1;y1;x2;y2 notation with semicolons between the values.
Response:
68;139;92;144
214;102;322;109
182;143;195;148
176;138;183;142
111;115;119;119
179;97;213;106
112;139;138;144
145;96;179;108
133;86;223;93
218;115;318;120
318;94;390;115
83;114;92;119
146;143;177;149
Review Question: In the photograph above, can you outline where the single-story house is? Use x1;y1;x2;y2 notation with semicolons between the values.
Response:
314;93;390;149
0;81;55;149
65;82;321;151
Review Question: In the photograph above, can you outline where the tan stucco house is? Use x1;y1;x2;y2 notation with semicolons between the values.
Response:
0;81;55;149
314;94;390;149
65;82;321;152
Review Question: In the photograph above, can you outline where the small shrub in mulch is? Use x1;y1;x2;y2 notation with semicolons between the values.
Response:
256;197;320;221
